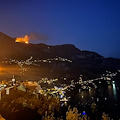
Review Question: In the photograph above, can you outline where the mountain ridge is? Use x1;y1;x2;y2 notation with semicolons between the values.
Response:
0;32;120;80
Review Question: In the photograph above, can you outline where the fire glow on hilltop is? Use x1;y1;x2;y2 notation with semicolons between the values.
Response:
15;35;30;44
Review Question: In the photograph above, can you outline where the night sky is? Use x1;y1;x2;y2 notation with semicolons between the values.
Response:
0;0;120;58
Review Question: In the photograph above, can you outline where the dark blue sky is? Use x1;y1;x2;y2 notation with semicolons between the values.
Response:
0;0;120;58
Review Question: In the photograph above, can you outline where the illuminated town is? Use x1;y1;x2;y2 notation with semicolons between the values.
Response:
0;0;120;120
0;54;120;119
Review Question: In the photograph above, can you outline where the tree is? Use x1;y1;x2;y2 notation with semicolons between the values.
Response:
102;112;110;120
0;114;6;120
42;112;55;120
66;106;81;120
66;106;90;120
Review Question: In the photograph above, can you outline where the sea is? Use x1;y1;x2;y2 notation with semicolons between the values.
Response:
63;79;120;120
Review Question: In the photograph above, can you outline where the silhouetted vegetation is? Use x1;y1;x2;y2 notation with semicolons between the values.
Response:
0;89;117;120
0;89;60;120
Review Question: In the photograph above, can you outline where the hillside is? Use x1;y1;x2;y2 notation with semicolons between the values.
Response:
0;32;120;80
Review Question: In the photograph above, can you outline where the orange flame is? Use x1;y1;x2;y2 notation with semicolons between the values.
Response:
15;35;30;44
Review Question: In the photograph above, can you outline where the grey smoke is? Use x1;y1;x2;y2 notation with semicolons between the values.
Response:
28;32;48;41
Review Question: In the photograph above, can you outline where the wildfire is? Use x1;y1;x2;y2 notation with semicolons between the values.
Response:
15;35;30;44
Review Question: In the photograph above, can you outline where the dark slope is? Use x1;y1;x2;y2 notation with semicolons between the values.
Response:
0;32;120;79
0;32;103;60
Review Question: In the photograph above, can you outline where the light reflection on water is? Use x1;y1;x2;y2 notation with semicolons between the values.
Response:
112;82;117;99
76;89;95;103
108;85;113;97
69;80;120;119
77;81;118;102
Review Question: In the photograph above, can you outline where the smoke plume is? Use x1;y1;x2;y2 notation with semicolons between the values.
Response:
28;32;48;41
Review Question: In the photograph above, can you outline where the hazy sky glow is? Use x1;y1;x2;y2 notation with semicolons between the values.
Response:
0;0;120;58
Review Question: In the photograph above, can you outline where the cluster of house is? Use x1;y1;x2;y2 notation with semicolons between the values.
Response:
0;75;42;100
